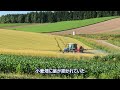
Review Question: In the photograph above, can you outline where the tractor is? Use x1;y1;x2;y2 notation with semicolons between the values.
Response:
63;43;84;53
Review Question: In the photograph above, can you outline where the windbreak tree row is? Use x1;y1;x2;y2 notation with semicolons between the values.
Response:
0;11;120;23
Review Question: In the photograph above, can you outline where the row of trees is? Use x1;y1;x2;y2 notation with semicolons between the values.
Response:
0;11;120;23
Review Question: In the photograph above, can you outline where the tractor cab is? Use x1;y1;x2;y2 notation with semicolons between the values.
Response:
63;43;77;53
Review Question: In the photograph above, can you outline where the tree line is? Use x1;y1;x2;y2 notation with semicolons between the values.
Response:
0;11;120;23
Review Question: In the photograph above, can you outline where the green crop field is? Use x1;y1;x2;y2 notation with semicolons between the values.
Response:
0;16;117;33
0;23;29;28
0;53;120;79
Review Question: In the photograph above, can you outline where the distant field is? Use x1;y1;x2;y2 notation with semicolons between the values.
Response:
51;17;120;35
0;16;117;33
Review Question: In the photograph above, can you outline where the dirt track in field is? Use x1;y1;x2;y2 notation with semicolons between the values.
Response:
50;18;120;35
96;40;120;50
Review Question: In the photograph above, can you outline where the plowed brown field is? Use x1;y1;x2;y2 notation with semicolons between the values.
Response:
50;18;120;35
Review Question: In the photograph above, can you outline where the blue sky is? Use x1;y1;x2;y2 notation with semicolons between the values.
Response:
0;11;35;16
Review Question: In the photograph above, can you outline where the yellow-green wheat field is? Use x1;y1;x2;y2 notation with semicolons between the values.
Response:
0;29;103;58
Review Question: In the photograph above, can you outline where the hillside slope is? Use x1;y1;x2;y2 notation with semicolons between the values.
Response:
51;18;120;35
0;16;116;33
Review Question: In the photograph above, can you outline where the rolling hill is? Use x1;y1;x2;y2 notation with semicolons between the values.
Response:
51;17;120;35
0;16;117;33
